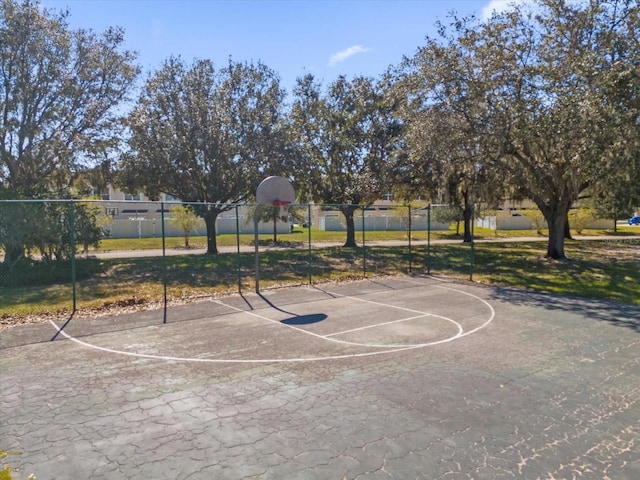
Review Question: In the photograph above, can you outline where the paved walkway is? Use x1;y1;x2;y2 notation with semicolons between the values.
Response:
1;276;639;479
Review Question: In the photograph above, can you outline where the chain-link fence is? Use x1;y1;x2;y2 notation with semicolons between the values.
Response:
0;200;476;321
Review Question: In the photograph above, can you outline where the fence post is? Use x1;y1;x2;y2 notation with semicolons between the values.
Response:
427;204;431;275
235;204;242;293
308;203;312;285
470;204;475;281
408;204;412;273
161;202;167;324
69;201;77;313
362;205;366;277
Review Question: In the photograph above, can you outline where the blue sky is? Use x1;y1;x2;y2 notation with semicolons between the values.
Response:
42;0;512;93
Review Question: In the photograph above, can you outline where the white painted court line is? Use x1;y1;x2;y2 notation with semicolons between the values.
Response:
48;323;426;363
325;314;432;337
48;283;495;363
213;298;465;348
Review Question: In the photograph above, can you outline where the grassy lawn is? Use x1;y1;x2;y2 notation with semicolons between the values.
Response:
470;240;639;303
92;225;639;251
1;234;638;322
94;227;457;251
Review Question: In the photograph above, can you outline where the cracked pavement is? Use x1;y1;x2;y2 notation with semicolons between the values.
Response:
1;276;639;479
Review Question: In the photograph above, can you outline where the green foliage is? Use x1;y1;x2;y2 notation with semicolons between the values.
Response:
288;206;308;226
396;0;640;260
120;57;288;254
0;450;33;480
245;205;288;225
0;199;33;269
0;200;104;267
290;75;400;247
431;205;463;225
168;205;198;248
569;208;596;234
521;209;546;235
244;205;290;242
0;0;139;193
391;202;427;232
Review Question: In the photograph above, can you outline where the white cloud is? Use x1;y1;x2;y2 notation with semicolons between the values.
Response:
481;0;520;20
328;45;371;66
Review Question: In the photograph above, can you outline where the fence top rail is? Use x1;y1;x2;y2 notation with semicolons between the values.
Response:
0;199;468;209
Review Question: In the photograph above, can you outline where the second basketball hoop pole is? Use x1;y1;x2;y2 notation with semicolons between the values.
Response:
254;176;295;293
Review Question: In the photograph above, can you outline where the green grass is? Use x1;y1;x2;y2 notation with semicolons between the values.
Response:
470;240;640;303
92;225;640;252
1;236;638;319
0;450;29;480
95;227;455;251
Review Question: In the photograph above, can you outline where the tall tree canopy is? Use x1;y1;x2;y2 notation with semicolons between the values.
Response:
399;0;639;259
395;40;505;242
0;0;139;196
120;57;288;254
290;74;400;247
0;0;138;267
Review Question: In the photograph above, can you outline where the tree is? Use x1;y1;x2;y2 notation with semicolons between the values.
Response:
290;74;400;247
588;1;640;230
432;205;465;236
493;0;640;258
568;207;597;234
120;57;289;254
0;197;103;265
591;180;638;231
394;22;506;243
398;0;639;259
392;200;428;240
245;205;289;243
169;204;198;248
0;0;139;195
0;0;138;265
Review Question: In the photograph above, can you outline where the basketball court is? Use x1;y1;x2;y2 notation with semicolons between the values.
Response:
1;274;639;479
40;276;493;364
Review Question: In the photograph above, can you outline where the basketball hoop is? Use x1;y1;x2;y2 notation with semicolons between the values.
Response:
254;177;295;293
256;176;295;206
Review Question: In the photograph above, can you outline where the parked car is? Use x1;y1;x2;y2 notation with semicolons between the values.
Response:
628;215;640;225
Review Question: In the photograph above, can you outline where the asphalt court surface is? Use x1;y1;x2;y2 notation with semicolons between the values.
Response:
1;275;639;479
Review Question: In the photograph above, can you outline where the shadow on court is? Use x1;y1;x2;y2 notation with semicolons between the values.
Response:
490;286;640;333
281;313;327;325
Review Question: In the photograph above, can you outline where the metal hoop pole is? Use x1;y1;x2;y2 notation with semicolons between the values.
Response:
254;205;262;293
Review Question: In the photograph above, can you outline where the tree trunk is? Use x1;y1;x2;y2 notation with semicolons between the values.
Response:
1;245;25;269
341;206;358;248
273;213;277;243
203;211;219;254
564;212;573;240
545;210;568;260
463;202;473;243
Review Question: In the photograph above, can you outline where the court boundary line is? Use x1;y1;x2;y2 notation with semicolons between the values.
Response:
214;299;464;348
48;282;495;364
